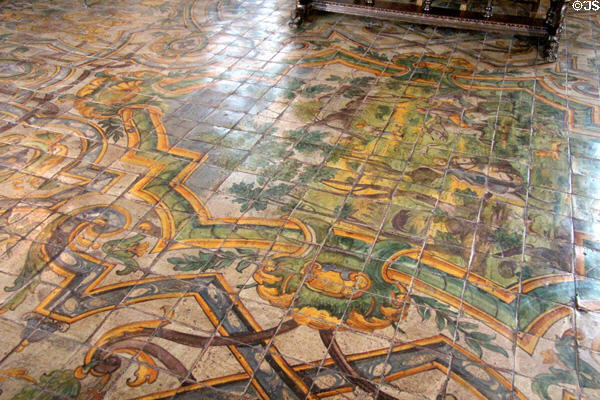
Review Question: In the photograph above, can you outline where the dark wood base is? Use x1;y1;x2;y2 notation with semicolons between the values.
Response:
291;0;567;63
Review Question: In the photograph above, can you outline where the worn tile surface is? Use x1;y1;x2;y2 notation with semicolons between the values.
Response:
0;0;599;399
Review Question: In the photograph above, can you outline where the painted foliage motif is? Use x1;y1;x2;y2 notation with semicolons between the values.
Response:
0;0;600;399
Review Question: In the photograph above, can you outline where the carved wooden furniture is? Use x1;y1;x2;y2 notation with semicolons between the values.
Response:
290;0;568;62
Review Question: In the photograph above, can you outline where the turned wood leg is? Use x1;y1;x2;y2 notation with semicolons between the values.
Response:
290;0;311;27
543;0;567;62
484;0;493;18
484;5;493;17
544;35;560;62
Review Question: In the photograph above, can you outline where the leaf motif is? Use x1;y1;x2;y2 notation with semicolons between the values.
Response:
391;321;406;334
173;262;205;272
217;258;235;269
236;261;252;272
116;264;137;275
418;307;431;321
303;84;334;98
468;331;495;341
12;370;81;399
447;320;456;336
479;341;509;358
435;313;446;330
169;252;214;271
412;295;452;311
0;283;36;313
457;322;478;331
465;337;483;358
532;373;555;400
199;253;214;261
253;201;268;211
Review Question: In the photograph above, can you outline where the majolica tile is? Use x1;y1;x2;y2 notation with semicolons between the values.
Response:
572;192;600;214
1;0;600;399
513;331;589;399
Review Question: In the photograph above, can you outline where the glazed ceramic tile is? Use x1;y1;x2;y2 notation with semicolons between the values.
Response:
1;0;600;399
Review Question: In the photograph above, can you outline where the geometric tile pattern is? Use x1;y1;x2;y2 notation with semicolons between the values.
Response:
0;0;600;398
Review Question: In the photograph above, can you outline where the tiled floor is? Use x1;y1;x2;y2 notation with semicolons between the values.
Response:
0;0;599;399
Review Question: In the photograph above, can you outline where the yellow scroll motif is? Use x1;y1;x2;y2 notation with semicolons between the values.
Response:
119;105;314;256
303;262;372;299
381;247;596;354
